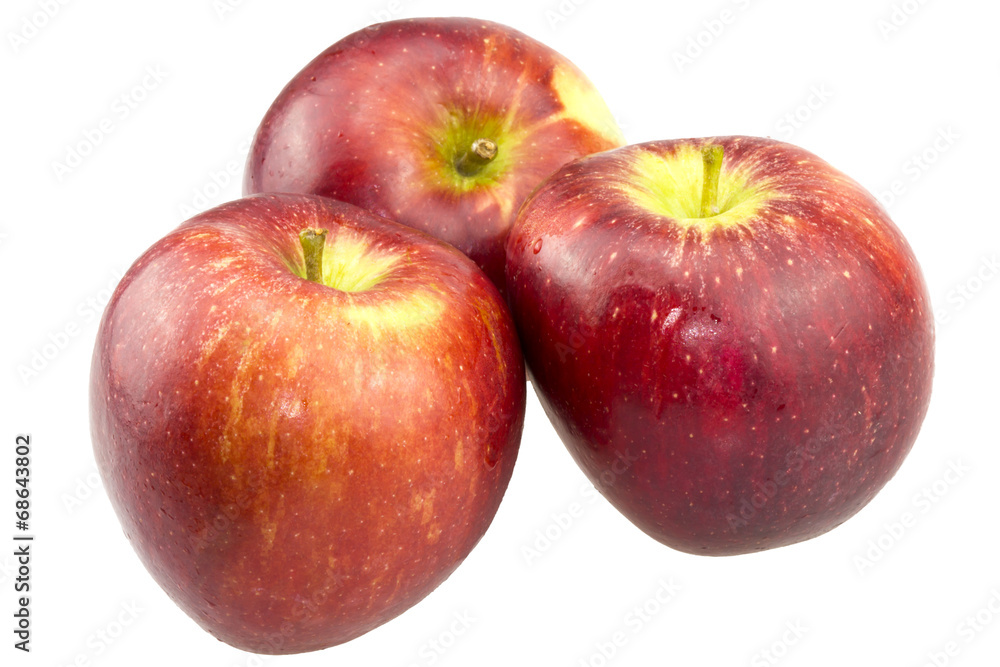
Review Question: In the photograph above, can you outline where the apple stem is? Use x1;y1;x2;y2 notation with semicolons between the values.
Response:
455;138;498;177
700;144;725;217
299;228;328;284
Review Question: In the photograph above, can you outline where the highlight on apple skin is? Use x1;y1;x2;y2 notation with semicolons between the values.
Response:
244;17;625;294
90;193;526;653
506;135;934;556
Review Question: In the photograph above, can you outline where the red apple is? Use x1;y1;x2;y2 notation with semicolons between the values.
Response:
505;136;934;556
243;17;624;293
90;193;525;653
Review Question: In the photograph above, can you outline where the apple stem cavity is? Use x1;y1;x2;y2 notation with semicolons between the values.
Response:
700;144;725;218
299;228;329;284
455;138;498;177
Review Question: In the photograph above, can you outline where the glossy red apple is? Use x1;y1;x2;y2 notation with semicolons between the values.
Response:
244;17;624;293
506;136;934;556
90;193;525;653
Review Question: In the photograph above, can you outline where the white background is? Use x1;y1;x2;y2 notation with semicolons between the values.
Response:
2;0;999;665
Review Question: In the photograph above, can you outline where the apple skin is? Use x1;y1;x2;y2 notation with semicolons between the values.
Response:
243;17;624;293
90;193;525;653
506;136;934;556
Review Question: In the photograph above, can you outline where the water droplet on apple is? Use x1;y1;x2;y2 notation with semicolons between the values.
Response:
484;439;501;469
532;238;543;254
